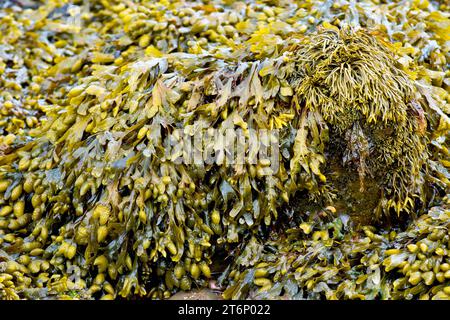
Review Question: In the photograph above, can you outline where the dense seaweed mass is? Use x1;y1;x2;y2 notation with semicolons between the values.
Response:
0;0;449;300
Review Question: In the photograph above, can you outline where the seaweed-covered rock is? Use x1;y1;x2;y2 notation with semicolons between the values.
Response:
221;199;450;300
0;0;449;300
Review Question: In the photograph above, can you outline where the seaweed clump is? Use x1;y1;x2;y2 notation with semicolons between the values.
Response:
221;198;450;300
288;28;429;219
0;0;449;300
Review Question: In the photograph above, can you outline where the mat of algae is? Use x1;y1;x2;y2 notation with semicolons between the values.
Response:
0;0;449;300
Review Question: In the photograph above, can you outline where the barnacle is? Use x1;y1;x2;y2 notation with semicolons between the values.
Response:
0;0;449;301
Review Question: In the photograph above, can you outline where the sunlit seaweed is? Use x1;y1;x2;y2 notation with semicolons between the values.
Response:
0;0;449;300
